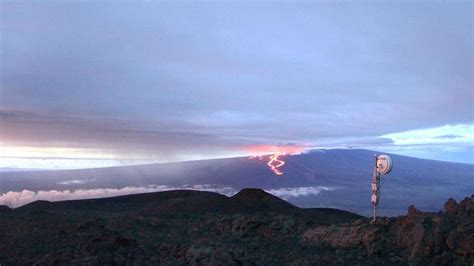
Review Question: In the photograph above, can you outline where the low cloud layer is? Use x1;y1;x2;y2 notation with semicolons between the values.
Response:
57;179;97;185
265;186;335;200
0;185;335;208
0;185;236;208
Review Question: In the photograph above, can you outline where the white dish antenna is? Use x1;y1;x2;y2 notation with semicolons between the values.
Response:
376;155;393;174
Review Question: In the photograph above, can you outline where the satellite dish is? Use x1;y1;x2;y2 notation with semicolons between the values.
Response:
376;155;393;175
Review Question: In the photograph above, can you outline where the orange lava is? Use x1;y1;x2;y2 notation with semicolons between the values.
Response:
249;153;286;175
245;144;309;176
243;145;309;175
248;153;286;175
267;153;285;175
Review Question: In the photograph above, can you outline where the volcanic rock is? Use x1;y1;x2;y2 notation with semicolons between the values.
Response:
302;195;474;264
0;189;472;264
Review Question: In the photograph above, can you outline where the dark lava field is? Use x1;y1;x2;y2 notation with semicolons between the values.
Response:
0;189;472;265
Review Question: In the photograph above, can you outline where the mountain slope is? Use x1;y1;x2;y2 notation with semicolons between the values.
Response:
1;149;472;215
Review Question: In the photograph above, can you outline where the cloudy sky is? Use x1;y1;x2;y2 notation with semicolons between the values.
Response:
0;1;472;169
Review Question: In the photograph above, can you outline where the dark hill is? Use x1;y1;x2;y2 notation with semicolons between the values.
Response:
230;188;298;212
19;190;231;214
18;188;358;221
0;205;10;213
0;188;472;264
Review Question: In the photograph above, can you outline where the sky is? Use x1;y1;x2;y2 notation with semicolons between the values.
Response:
0;1;473;169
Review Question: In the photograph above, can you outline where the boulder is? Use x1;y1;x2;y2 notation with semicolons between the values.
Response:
444;198;458;214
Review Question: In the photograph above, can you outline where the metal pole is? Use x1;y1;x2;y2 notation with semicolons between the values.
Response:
371;154;379;223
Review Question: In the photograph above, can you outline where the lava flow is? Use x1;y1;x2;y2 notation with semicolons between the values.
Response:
267;153;285;175
246;145;307;176
249;153;286;175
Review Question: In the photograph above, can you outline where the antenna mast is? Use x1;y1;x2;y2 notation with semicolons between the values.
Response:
371;154;393;223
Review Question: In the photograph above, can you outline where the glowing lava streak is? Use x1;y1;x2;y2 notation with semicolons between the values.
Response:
267;154;285;175
248;153;286;175
246;145;308;176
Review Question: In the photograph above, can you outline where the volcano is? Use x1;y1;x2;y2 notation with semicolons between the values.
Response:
1;149;472;216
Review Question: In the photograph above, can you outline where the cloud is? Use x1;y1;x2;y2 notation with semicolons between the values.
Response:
0;2;472;165
434;135;463;139
381;124;474;146
0;184;238;208
0;185;337;208
0;109;244;162
57;179;96;185
264;186;335;200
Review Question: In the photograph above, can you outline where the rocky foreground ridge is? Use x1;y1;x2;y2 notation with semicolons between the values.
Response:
0;189;472;265
302;196;473;265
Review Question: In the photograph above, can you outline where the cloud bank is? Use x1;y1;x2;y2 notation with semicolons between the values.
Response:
57;179;96;185
0;185;236;208
1;1;472;165
0;185;335;208
265;186;335;200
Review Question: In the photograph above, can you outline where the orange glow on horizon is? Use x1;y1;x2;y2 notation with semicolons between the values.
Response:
243;144;308;156
245;144;309;176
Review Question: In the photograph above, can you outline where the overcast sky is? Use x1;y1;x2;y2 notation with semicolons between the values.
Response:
0;1;472;169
